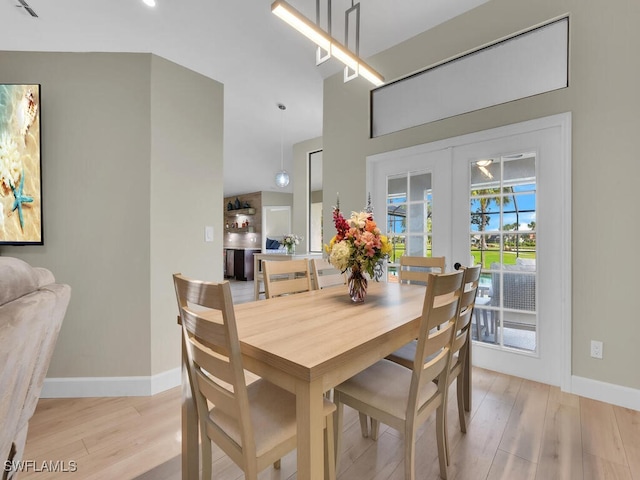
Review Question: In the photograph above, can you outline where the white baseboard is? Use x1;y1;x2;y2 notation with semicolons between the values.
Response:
41;367;181;398
571;375;640;411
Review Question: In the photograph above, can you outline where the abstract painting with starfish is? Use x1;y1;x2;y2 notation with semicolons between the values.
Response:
0;84;42;244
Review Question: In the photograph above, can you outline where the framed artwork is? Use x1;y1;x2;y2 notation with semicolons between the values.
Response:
0;84;42;245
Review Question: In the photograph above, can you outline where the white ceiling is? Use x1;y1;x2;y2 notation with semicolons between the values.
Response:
2;0;487;196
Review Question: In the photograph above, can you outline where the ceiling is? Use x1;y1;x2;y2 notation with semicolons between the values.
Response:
2;0;487;196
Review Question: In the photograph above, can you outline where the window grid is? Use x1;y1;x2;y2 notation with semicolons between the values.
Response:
470;156;538;354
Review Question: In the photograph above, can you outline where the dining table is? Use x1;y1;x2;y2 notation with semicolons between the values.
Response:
180;280;472;480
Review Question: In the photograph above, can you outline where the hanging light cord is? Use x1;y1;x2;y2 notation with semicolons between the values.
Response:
279;103;286;171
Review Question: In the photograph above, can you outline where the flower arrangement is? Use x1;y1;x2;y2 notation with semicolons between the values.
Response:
325;206;392;278
282;233;302;253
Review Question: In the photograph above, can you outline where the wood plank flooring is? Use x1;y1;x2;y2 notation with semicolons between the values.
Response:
15;280;640;479
18;370;640;480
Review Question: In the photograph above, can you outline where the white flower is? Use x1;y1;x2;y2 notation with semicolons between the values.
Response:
349;211;369;229
329;241;352;271
283;234;302;246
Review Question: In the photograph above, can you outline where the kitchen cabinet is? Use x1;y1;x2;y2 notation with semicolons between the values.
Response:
224;249;234;278
224;248;260;281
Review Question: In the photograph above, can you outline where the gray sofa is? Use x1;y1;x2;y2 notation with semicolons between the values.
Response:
0;257;70;479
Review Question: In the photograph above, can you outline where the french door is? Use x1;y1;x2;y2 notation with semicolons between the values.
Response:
367;114;571;387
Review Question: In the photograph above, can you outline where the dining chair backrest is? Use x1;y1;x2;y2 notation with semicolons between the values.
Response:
398;255;446;285
451;264;481;368
173;274;256;470
412;270;464;385
311;258;346;290
262;259;312;299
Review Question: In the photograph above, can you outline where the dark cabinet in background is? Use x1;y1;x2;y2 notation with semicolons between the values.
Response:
224;248;259;281
224;249;235;278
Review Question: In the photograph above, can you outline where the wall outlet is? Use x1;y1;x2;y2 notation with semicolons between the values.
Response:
590;340;603;359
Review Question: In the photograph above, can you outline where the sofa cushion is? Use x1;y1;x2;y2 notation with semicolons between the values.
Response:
0;257;41;306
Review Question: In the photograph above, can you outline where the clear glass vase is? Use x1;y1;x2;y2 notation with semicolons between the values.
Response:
286;243;295;254
348;267;368;303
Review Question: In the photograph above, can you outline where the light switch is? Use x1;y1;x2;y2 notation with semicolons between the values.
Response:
205;226;214;242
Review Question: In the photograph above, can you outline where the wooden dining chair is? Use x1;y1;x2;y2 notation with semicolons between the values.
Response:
311;258;346;290
384;264;481;462
398;255;446;285
173;274;336;480
333;270;464;480
262;259;312;299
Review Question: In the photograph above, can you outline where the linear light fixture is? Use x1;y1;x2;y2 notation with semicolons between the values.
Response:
16;0;38;17
272;0;384;87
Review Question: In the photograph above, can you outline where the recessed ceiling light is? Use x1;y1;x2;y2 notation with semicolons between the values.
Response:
142;0;156;7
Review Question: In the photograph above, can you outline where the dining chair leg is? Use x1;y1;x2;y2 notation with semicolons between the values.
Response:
324;413;336;480
201;436;212;480
358;412;369;438
358;415;380;441
457;374;467;434
443;405;450;466
436;405;448;479
403;424;416;480
245;463;258;480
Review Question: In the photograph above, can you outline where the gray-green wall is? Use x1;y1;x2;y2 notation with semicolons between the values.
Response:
0;51;224;380
322;0;640;390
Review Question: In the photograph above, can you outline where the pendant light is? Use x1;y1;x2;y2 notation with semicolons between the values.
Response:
275;103;290;188
272;0;384;87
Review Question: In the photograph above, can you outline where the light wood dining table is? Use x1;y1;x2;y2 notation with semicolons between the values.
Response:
180;280;472;480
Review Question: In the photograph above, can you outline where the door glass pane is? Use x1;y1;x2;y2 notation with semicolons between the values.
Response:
388;175;407;198
387;170;432;281
471;234;501;269
387;205;406;234
471;159;499;191
470;154;537;354
504;155;535;186
409;173;431;201
406;235;427;256
408;204;426;233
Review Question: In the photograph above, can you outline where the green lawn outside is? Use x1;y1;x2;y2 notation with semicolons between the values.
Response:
388;244;536;270
471;249;536;269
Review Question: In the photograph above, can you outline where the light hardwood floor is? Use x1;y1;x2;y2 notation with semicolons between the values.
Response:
18;369;640;480
16;280;640;480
